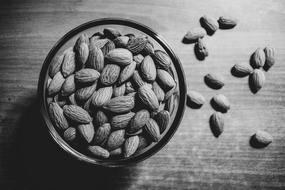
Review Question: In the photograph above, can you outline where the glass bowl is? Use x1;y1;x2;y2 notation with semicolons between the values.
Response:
38;18;187;167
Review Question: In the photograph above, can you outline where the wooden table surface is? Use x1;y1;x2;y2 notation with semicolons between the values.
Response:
1;0;285;189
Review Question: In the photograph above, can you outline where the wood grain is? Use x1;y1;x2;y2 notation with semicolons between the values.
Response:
0;0;285;189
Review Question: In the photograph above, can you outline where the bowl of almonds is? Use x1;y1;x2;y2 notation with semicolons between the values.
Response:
38;18;186;166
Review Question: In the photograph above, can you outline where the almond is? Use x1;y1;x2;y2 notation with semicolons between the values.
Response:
100;64;121;85
61;74;76;96
218;16;238;29
187;91;205;108
92;39;109;49
111;112;135;130
143;41;154;55
204;73;225;89
49;102;69;130
93;110;109;126
232;63;253;77
105;48;133;66
132;70;146;88
103;96;135;113
113;36;129;48
61;48;76;77
164;84;177;101
138;84;159;110
109;148;122;157
125;81;135;94
101;40;115;55
137;136;149;151
251;48;266;68
91;86;113;107
153;50;171;70
156;69;176;91
118;61;136;84
249;69;265;93
140;55;157;82
75;68;100;83
92;123;111;145
133;54;144;68
124;135;139;157
106;129;125;150
48;71;65;96
78;123;94;143
251;130;273;148
68;93;78;105
194;38;209;59
86;42;104;72
88;145;110;158
200;15;219;34
154;110;170;133
183;27;207;42
209;112;224;137
113;83;126;97
126;36;148;54
74;33;89;46
49;54;64;78
83;97;93;113
264;47;275;71
63;127;77;142
152;82;165;102
74;42;89;69
211;94;230;113
75;81;97;102
145;118;160;142
103;28;121;40
63;105;92;124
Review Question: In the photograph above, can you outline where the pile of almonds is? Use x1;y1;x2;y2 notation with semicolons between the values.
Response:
47;28;177;159
185;15;275;148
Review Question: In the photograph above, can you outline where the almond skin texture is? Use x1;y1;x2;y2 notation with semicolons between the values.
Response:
63;127;77;142
75;33;89;46
106;129;125;151
68;93;78;105
200;15;219;35
106;48;133;66
249;69;265;93
86;42;104;72
91;86;113;107
118;61;136;84
143;41;154;55
61;74;76;96
156;69;176;91
111;112;135;130
138;84;159;111
210;112;224;138
103;28;121;40
145;118;160;142
126;36;148;54
101;40;116;56
264;47;275;71
125;81;135;94
251;130;273;148
113;83;126;97
88;146;110;158
75;68;100;83
74;42;89;69
183;27;207;43
154;110;170;133
113;36;129;48
140;55;157;82
93;110;109;126
133;54;144;68
78;123;94;143
187;91;205;108
124;135;139;157
48;71;65;96
204;73;225;89
218;16;238;29
49;54;64;78
75;81;97;102
100;64;121;86
61;49;76;78
152;82;165;102
92;123;111;145
251;48;266;68
63;105;92;124
153;50;171;70
128;109;150;133
132;70;146;88
103;96;135;113
49;102;69;130
211;94;230;113
232;63;253;77
137;136;149;151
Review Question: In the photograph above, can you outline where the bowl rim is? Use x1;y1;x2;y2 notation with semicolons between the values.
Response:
38;17;187;167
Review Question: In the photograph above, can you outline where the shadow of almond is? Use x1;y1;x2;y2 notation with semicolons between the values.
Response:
15;98;137;190
194;43;206;61
248;74;258;94
231;67;248;78
249;135;267;149
186;95;203;109
181;37;196;44
210;99;227;113
199;18;215;36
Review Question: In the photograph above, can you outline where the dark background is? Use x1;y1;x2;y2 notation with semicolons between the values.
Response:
0;0;285;189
